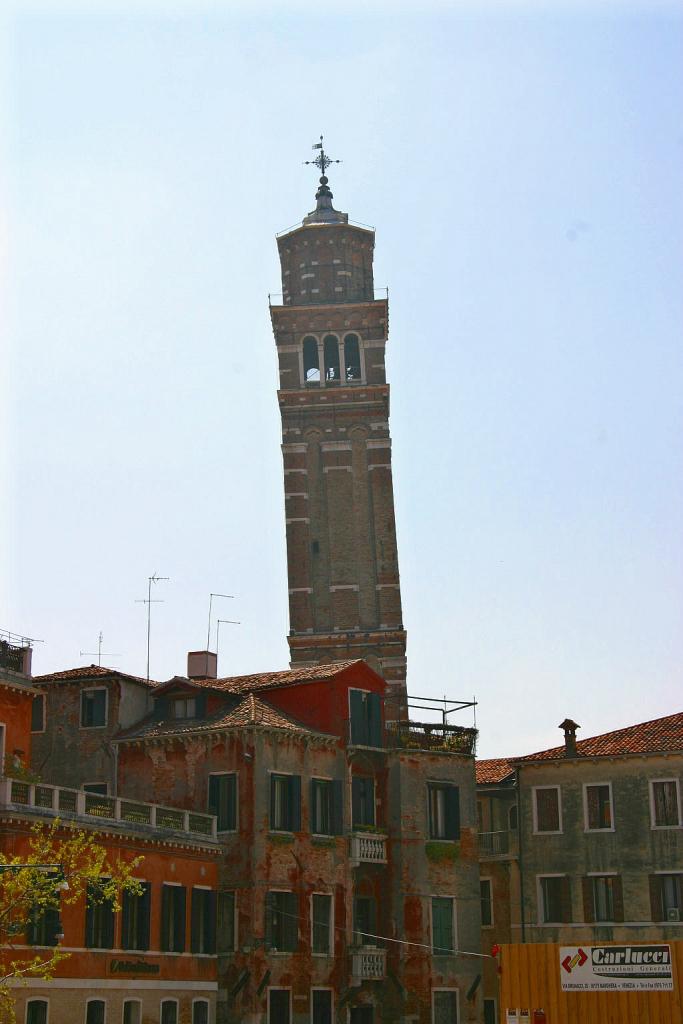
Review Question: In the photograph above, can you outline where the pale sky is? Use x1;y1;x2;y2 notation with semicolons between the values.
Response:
3;0;682;758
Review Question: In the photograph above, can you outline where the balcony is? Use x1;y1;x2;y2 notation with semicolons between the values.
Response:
0;777;218;842
387;720;477;755
478;829;517;858
351;947;386;980
350;831;387;864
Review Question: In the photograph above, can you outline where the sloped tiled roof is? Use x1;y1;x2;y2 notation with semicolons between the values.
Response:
186;659;364;694
516;711;683;763
33;665;158;688
476;758;516;784
115;693;325;743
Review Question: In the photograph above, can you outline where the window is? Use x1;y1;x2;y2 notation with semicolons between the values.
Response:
323;335;340;382
431;897;455;955
208;773;237;832
303;336;320;383
533;787;561;833
344;334;362;381
26;1001;48;1024
27;896;61;947
122;1002;140;1024
270;774;301;832
428;784;460;840
265;891;298;952
651;780;681;827
81;689;107;728
349;1010;373;1024
480;879;493;927
432;990;458;1024
268;990;290;1024
353;896;376;946
311;894;332;954
192;1001;209;1024
121;883;151;951
31;695;45;733
650;874;683;922
160;1002;177;1024
161;885;186;952
349;689;382;747
85;1002;105;1024
217;890;236;952
539;876;571;924
311;990;332;1024
584;784;613;830
583;876;622;923
508;805;518;830
310;779;343;835
85;885;115;949
351;777;375;828
191;888;216;954
172;696;198;718
83;783;109;796
483;1000;497;1024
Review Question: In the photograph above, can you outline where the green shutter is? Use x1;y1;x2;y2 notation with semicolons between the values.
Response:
445;786;460;839
175;886;186;953
432;898;453;954
161;886;171;951
205;891;216;954
84;887;96;947
290;776;301;831
265;892;274;948
191;888;201;953
284;892;298;951
226;774;237;830
139;883;151;950
349;690;367;744
121;891;131;948
270;775;277;829
331;780;343;835
367;692;382;747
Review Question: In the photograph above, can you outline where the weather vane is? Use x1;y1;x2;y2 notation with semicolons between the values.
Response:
304;135;341;178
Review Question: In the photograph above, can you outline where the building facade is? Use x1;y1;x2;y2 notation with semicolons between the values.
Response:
269;162;407;711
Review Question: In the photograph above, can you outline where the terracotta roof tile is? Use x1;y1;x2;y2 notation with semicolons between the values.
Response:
33;665;158;688
116;693;322;742
187;659;363;694
516;711;683;763
476;758;516;784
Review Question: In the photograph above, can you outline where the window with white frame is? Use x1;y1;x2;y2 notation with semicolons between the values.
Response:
432;989;459;1024
208;772;237;832
160;1002;177;1024
217;890;236;952
26;1001;48;1024
584;783;613;830
311;989;332;1024
270;774;301;832
480;879;493;927
122;1002;140;1024
650;780;681;827
31;695;45;733
85;1001;105;1024
428;783;460;840
268;988;291;1024
586;875;621;923
651;873;682;921
533;786;562;833
483;1000;497;1024
81;688;107;728
192;1001;209;1024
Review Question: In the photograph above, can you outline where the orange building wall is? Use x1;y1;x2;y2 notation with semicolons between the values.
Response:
0;682;34;766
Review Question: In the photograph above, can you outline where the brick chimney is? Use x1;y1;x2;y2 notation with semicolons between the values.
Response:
559;718;580;757
187;651;217;680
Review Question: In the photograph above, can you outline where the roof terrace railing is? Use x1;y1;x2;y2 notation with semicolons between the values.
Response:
0;776;218;841
386;721;478;756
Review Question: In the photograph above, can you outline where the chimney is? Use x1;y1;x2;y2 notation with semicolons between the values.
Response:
187;650;217;680
559;718;580;757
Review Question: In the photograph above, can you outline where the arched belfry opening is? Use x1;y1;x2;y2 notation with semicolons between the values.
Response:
324;335;341;382
303;336;320;382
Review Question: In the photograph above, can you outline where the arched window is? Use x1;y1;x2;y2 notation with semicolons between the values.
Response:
303;336;320;382
344;334;361;381
324;335;340;382
508;804;518;830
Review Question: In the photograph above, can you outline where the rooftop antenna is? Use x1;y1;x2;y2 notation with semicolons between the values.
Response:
79;631;121;668
216;618;241;674
135;572;169;684
206;593;234;674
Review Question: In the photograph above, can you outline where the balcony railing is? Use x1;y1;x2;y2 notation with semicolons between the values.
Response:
351;948;386;980
0;777;218;841
387;721;477;756
350;832;387;864
479;829;516;857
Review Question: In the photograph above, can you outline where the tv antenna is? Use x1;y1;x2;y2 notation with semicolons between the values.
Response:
206;593;234;676
216;618;241;672
135;572;169;684
80;631;121;667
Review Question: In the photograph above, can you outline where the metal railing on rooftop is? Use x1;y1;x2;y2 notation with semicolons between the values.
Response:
386;721;478;756
0;777;218;841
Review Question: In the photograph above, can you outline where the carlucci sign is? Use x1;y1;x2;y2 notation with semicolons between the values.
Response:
560;945;674;992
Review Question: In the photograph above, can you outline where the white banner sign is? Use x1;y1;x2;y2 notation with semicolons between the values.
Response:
560;945;674;992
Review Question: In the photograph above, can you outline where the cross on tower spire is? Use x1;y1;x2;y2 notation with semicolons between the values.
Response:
304;135;341;180
301;135;347;225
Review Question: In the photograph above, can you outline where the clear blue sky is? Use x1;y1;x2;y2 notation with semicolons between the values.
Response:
4;1;682;758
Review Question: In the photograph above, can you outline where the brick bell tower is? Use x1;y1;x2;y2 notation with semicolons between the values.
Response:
270;140;407;711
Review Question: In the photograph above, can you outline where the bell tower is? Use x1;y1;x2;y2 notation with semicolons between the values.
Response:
270;140;407;709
